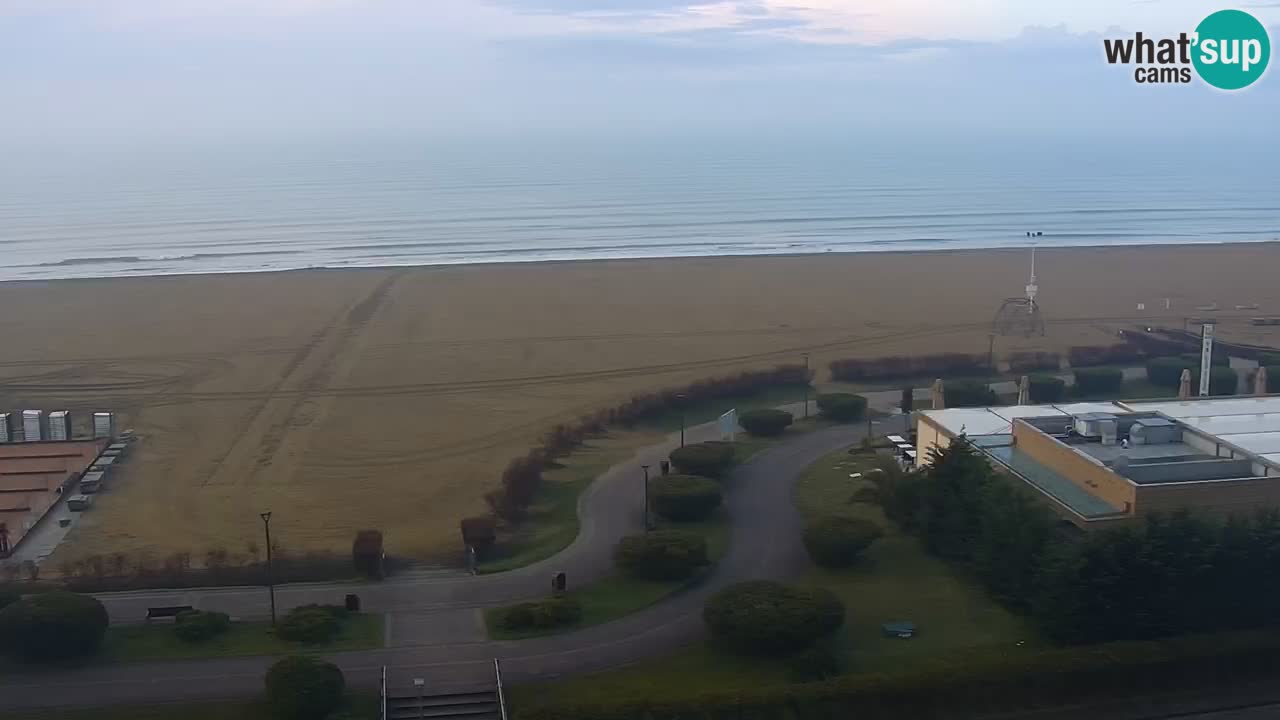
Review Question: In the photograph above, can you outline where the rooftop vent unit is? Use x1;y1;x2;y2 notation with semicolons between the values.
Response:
1074;412;1118;438
1131;417;1181;446
22;410;42;442
48;411;71;441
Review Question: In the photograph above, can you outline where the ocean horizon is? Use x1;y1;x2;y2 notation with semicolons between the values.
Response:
3;134;1278;282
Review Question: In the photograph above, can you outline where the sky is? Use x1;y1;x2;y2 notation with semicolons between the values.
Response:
1;0;1277;140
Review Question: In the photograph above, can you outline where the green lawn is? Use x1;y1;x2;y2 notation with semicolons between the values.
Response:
2;693;379;720
99;614;384;662
512;445;1038;711
485;508;730;641
794;449;1040;673
478;431;661;574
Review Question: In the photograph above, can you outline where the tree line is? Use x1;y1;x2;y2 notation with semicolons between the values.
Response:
877;439;1280;645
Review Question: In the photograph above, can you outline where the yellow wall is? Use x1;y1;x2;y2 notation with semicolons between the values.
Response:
915;414;950;466
1011;420;1137;513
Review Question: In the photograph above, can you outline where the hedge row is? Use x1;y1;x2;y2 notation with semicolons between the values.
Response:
1067;343;1143;368
1147;357;1238;395
669;442;735;479
496;597;582;632
944;380;996;408
1027;375;1065;403
615;531;708;581
1073;367;1123;395
738;408;793;437
651;475;722;522
829;353;987;382
517;629;1280;720
1007;351;1060;373
482;364;809;526
815;393;867;422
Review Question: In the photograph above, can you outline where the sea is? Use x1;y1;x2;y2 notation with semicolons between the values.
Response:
2;134;1277;282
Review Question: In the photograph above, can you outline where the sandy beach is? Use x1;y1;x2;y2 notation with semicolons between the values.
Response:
2;243;1277;567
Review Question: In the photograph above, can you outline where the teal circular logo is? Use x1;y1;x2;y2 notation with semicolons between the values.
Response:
1193;9;1271;90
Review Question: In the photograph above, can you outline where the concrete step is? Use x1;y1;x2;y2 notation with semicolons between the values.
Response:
386;690;499;720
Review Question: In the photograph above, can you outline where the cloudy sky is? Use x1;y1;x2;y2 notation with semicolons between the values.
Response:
2;0;1277;140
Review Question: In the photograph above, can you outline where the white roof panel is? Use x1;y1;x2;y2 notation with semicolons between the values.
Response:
921;408;1015;436
1218;431;1280;456
1181;413;1280;437
1123;397;1280;419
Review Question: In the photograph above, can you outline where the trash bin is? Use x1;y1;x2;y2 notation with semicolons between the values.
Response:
552;571;567;593
344;593;360;613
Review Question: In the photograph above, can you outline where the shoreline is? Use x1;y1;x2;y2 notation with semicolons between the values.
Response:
5;238;1279;286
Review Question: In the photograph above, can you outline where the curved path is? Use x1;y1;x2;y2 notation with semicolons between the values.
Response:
0;412;901;711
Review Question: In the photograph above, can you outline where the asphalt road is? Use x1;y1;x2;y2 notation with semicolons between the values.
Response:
0;417;896;711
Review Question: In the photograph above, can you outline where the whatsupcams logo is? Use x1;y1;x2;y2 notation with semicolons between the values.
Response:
1103;9;1271;89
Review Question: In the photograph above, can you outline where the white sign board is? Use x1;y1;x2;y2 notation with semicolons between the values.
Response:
717;409;737;442
1199;323;1215;397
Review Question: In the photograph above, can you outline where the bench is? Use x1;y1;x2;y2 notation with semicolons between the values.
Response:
146;605;194;622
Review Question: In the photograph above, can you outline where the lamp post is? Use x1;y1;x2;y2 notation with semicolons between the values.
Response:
676;393;687;447
260;511;276;626
802;353;810;420
641;464;651;530
413;677;426;719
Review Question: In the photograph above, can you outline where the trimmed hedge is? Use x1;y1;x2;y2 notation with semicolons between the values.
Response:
829;352;988;382
0;591;108;661
276;606;342;644
265;655;345;720
651;475;722;522
1027;375;1066;403
815;393;867;423
1147;356;1196;388
1008;351;1060;373
173;609;231;643
945;380;997;408
669;442;735;479
1208;366;1238;396
1073;367;1124;395
1067;343;1143;368
737;408;794;437
802;517;882;568
1265;366;1280;393
703;581;844;654
614;530;708;581
497;597;582;631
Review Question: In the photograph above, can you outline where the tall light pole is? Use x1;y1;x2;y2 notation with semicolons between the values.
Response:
641;464;651;530
676;393;687;448
802;353;810;420
260;511;277;626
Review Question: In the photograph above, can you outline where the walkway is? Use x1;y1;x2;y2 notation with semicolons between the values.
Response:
0;411;903;711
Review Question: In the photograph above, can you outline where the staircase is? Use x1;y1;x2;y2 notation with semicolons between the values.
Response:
385;688;501;720
381;660;509;720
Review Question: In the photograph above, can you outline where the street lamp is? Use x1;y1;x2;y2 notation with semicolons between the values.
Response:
641;464;651;531
802;353;810;420
676;393;687;447
260;511;277;626
413;677;426;719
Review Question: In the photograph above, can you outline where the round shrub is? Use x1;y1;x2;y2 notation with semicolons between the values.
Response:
1027;375;1066;403
787;644;842;682
0;591;108;661
945;380;997;408
815;393;868;423
498;597;582;631
651;475;722;522
738;408;794;437
1147;356;1195;388
802;517;883;568
1073;367;1124;395
276;606;341;644
265;655;345;720
614;530;708;581
173;609;231;643
703;581;844;654
669;441;735;479
850;486;880;504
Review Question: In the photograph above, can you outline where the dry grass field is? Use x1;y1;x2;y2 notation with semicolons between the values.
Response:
0;243;1277;568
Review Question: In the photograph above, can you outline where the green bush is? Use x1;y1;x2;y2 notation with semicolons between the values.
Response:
737;408;793;437
276;606;341;644
850;486;880;504
1074;367;1124;395
651;475;722;522
265;655;345;720
498;597;582;631
0;591;108;661
945;380;996;407
802;517;883;568
173;610;231;643
1147;356;1195;388
1027;375;1066;403
669;441;735;479
614;530;708;581
787;644;842;682
1265;366;1280;393
703;581;844;654
1208;366;1237;396
815;393;868;423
